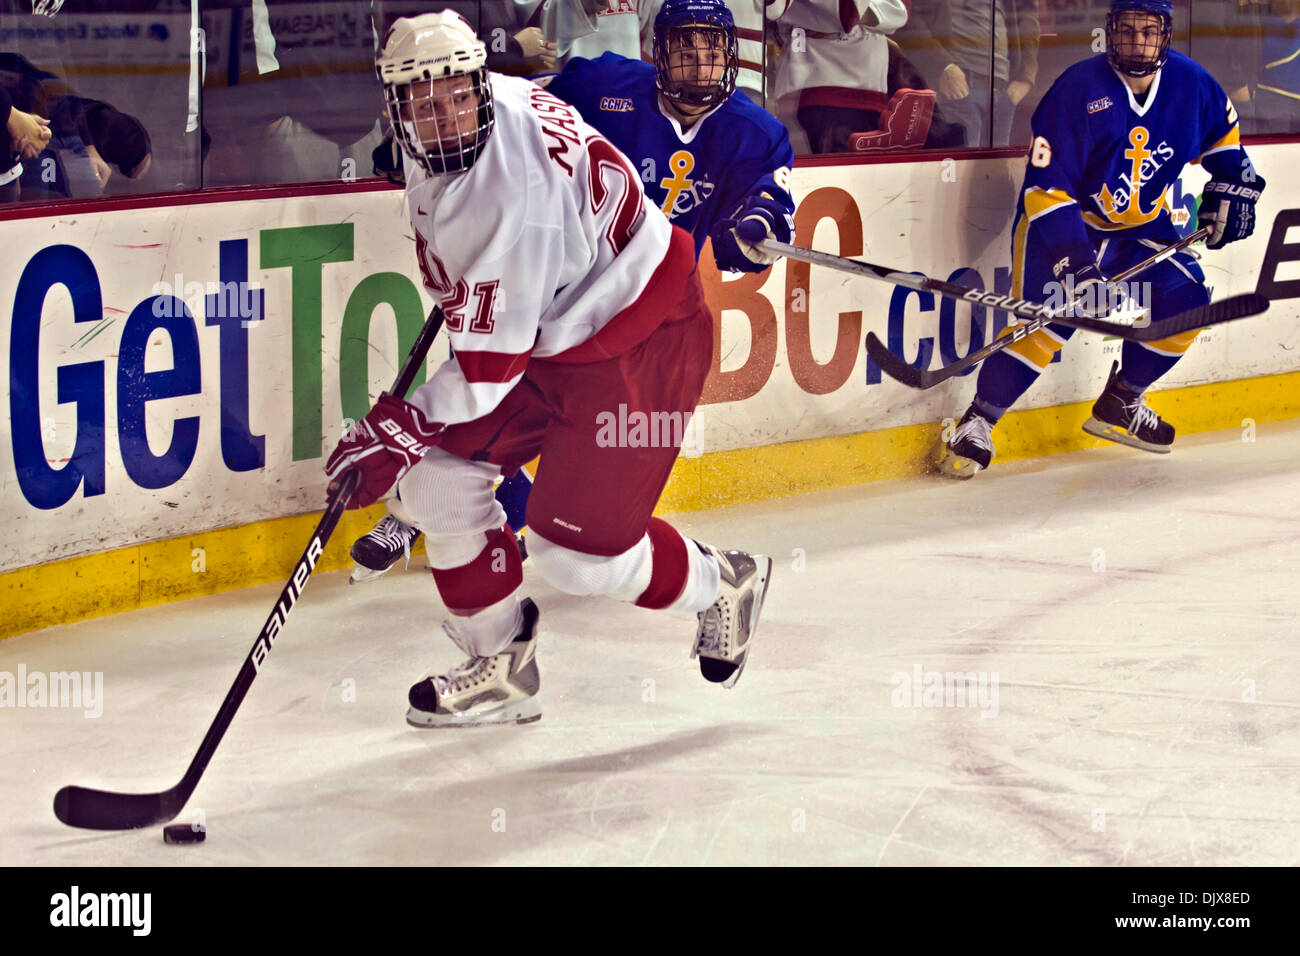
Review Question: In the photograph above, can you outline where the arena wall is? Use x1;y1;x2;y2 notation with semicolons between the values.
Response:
4;148;1299;637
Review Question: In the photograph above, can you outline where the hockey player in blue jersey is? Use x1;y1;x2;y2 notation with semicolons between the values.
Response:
351;0;796;580
937;0;1265;479
542;0;796;271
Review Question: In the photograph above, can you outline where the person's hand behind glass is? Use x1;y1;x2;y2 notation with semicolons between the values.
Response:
939;63;969;100
515;27;558;72
7;108;51;159
86;144;112;188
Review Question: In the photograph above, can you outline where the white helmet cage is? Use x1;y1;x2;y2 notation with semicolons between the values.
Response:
376;11;494;175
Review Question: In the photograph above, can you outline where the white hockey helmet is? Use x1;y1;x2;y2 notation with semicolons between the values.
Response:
376;11;494;175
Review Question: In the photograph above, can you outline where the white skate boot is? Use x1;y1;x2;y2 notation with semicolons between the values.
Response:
406;599;542;728
692;547;773;689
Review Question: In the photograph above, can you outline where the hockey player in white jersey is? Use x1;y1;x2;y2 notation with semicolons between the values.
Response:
326;11;773;727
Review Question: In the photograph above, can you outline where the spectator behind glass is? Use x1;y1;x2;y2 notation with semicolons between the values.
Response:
1;51;149;203
904;0;1039;148
768;1;910;155
21;96;151;201
203;0;389;186
1254;0;1300;133
541;0;657;66
56;97;151;181
1193;1;1264;133
376;1;556;76
1;85;51;202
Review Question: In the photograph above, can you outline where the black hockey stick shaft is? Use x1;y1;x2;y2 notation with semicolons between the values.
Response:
764;227;1210;330
829;226;1218;388
53;307;445;830
863;229;1212;388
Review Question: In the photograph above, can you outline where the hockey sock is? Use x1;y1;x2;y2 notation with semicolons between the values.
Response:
971;350;1040;423
442;594;525;658
1114;273;1207;392
972;393;1010;424
633;518;720;613
429;525;523;616
1117;340;1184;394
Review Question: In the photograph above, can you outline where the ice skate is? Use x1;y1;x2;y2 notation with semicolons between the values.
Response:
936;406;995;479
350;512;422;584
692;547;772;689
406;599;542;727
1082;361;1174;454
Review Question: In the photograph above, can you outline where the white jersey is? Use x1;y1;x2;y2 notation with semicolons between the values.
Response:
770;0;908;103
402;72;690;428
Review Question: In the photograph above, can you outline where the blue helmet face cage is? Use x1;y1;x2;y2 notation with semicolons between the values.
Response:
653;4;739;109
1106;1;1173;77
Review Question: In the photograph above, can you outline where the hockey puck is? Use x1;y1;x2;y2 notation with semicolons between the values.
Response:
162;823;206;845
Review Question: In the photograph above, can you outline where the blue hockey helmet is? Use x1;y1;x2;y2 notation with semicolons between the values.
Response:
653;0;739;109
1106;0;1173;77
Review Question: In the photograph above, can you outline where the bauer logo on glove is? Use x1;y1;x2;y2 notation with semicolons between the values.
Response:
325;394;444;509
1198;166;1266;250
375;416;438;457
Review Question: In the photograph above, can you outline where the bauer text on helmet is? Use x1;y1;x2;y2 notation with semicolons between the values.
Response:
653;0;739;109
377;11;495;175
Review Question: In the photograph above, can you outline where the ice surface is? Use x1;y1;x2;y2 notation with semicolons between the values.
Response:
4;422;1298;865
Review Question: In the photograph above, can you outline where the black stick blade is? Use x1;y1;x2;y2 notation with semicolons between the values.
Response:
1058;292;1271;340
865;332;936;389
54;785;180;830
1130;292;1271;341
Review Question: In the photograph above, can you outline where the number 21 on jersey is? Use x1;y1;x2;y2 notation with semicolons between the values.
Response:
443;279;499;334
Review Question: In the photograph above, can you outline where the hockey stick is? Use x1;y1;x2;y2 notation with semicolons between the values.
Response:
763;230;1266;389
53;307;446;830
850;227;1208;389
761;228;1210;330
865;290;1268;389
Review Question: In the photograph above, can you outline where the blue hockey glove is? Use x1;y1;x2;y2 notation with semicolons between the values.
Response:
1066;262;1110;319
1046;247;1108;318
1199;164;1265;250
373;133;405;186
710;193;794;273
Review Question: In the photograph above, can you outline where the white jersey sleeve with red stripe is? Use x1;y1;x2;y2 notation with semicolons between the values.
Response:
401;73;679;428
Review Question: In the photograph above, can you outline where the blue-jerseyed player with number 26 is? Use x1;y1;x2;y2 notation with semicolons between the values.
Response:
938;0;1265;479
